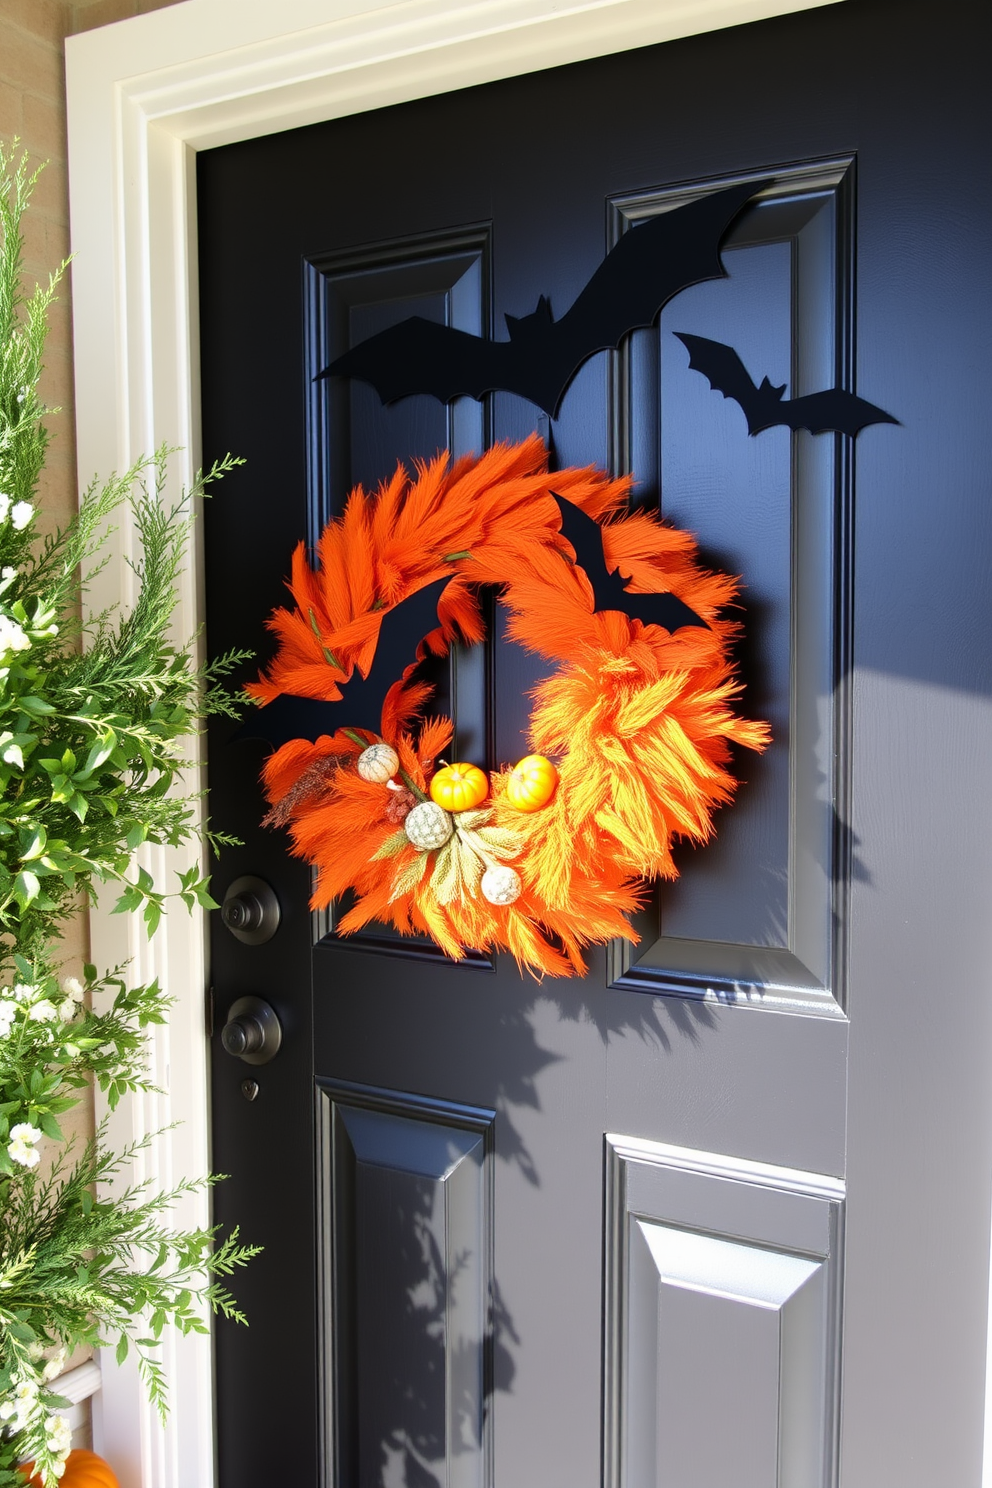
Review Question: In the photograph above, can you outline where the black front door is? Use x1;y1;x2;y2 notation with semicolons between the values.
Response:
198;3;992;1484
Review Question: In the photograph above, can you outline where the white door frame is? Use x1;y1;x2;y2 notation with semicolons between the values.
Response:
70;2;990;1485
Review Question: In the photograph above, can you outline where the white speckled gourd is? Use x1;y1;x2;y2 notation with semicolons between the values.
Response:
480;865;522;905
356;743;400;782
404;801;453;851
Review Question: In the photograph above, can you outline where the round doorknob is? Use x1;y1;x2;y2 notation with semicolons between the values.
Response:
220;875;280;945
220;995;282;1065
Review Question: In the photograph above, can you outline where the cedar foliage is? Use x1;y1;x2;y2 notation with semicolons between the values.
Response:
0;145;257;1486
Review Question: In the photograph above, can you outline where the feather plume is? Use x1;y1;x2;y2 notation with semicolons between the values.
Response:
253;441;770;977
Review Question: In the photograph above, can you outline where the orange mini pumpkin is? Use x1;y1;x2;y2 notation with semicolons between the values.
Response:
506;754;558;812
20;1449;119;1488
429;762;489;813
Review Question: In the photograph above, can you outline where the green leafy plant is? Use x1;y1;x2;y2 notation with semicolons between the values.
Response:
0;143;257;1485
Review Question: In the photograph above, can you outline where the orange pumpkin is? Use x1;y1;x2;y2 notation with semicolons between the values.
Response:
20;1449;119;1488
506;754;558;812
429;762;489;813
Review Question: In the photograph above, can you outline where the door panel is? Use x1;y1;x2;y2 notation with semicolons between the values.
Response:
612;163;850;1004
318;1082;495;1488
305;227;494;957
605;1136;844;1488
197;3;991;1485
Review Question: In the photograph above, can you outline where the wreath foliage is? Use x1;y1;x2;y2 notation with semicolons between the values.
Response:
251;435;769;977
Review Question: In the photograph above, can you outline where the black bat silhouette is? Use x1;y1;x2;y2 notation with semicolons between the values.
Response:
235;576;452;749
675;332;898;436
320;179;770;419
553;494;707;634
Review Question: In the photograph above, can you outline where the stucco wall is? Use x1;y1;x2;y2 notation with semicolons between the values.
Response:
0;0;185;1455
2;0;184;529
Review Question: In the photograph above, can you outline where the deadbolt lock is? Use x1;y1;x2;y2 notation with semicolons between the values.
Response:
220;875;280;945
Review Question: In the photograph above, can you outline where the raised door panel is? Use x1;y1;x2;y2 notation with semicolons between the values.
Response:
610;163;854;1014
605;1136;844;1488
318;1081;496;1488
630;1225;824;1488
305;231;493;958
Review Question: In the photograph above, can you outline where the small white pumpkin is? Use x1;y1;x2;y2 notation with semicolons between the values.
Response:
480;865;522;906
404;801;453;851
357;743;400;783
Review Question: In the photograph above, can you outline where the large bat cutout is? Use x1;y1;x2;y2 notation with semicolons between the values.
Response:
320;179;770;419
675;332;898;436
553;494;707;634
235;575;452;749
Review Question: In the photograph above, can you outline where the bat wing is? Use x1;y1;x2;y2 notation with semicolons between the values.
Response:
618;586;709;633
236;576;452;748
674;331;765;431
552;494;706;633
318;180;768;417
539;179;771;416
677;331;899;436
349;575;453;727
319;317;522;406
771;389;900;437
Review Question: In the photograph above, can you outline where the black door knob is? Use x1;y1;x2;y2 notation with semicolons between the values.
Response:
220;875;280;945
220;996;282;1065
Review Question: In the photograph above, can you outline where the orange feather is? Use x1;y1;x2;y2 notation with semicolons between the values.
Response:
253;441;769;977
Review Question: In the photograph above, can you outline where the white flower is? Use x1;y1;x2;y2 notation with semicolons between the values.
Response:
0;999;17;1036
0;614;30;655
8;1137;41;1167
10;1121;42;1143
28;998;58;1022
13;981;37;1002
60;976;85;1002
2;742;23;768
9;1121;43;1169
10;501;32;531
1;566;15;580
58;997;77;1022
42;1347;68;1383
46;1413;72;1460
0;1396;29;1430
14;1377;38;1404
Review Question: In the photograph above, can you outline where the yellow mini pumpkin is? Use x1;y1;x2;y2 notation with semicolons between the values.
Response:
506;754;558;812
429;762;489;813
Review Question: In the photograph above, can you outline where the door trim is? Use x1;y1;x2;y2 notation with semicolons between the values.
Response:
64;2;847;1485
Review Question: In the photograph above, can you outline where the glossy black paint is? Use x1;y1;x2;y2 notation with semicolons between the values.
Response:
320;178;766;416
674;332;899;435
552;494;708;632
198;1;991;1482
236;576;453;747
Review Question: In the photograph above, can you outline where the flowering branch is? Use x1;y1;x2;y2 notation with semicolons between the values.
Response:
0;142;257;1485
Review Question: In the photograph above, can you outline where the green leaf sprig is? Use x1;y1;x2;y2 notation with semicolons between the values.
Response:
0;142;257;1486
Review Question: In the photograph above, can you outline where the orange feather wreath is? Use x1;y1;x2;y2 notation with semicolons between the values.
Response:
248;435;769;977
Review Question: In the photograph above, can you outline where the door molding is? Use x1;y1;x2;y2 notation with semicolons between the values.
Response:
64;1;844;1484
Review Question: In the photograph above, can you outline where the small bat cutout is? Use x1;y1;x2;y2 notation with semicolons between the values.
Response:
553;494;707;634
235;575;452;749
321;179;770;418
675;332;898;437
